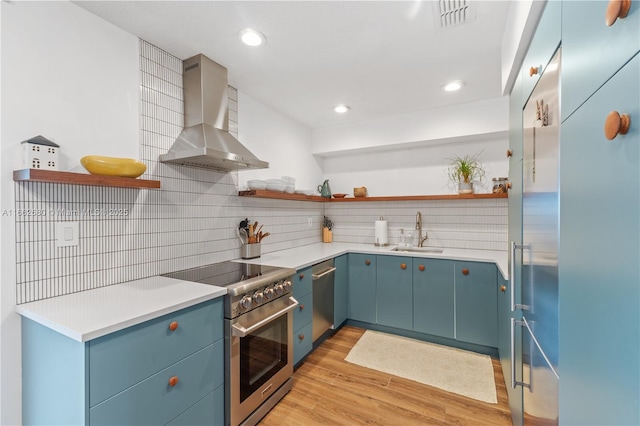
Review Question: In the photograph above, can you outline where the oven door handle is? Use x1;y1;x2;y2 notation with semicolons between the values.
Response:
231;296;299;337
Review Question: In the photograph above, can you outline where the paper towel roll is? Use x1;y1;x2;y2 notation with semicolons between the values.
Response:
375;218;388;246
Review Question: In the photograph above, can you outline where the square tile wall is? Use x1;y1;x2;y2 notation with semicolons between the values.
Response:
14;40;323;304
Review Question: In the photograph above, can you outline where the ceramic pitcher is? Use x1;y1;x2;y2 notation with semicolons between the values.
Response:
317;179;331;198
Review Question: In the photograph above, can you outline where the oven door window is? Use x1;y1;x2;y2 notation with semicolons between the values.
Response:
239;311;288;402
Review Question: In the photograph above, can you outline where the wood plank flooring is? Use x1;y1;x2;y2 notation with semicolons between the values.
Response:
259;326;513;426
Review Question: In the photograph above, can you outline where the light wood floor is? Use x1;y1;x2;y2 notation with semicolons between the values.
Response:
259;325;513;426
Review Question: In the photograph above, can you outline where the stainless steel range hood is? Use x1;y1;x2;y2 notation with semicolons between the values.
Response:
159;54;268;170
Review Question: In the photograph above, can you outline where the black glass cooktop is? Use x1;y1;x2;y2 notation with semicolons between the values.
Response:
162;261;289;289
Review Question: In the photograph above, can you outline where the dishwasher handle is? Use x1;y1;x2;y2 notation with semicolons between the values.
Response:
312;267;336;280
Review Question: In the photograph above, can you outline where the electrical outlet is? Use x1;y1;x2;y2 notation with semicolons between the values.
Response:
308;217;313;228
56;221;79;247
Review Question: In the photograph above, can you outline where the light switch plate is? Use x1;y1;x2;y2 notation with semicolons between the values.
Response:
56;222;79;247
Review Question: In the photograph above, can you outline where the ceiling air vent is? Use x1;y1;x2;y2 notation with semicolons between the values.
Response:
437;0;473;28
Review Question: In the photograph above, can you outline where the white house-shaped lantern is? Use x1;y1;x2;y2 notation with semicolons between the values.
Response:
21;135;60;170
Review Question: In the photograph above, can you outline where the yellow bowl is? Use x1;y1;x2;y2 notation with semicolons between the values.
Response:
80;156;147;178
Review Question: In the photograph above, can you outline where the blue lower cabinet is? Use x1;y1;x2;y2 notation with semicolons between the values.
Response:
90;341;223;426
293;321;313;365
21;299;225;426
455;262;498;347
347;253;376;323
334;254;348;328
413;259;455;339
166;386;224;426
376;255;413;330
293;266;313;299
293;292;313;331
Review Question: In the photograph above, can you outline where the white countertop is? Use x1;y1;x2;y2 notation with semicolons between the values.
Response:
237;242;509;280
16;276;226;342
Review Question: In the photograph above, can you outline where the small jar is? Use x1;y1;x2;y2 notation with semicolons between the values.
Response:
492;177;508;194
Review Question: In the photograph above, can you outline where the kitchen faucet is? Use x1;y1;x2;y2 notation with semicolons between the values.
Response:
415;211;428;247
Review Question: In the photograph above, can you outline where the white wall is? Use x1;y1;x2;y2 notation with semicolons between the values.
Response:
1;1;139;423
311;96;508;156
323;136;509;196
237;92;324;192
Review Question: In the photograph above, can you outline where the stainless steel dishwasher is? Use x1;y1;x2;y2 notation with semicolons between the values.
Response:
312;259;336;342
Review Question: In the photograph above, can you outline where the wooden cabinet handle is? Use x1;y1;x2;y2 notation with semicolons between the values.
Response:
400;263;407;270
299;273;304;280
606;0;631;26
298;334;305;340
506;149;513;158
604;111;630;140
462;268;470;275
529;66;539;77
168;376;179;387
418;264;425;272
168;321;178;331
501;285;507;293
299;304;305;310
365;259;371;266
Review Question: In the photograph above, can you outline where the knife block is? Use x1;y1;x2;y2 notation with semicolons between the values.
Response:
322;227;333;243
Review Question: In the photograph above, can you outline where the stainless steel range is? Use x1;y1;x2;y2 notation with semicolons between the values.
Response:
163;261;297;426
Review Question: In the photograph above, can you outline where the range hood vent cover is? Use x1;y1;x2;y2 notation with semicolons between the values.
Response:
160;54;268;170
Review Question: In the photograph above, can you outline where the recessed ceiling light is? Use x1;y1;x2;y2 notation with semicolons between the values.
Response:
334;105;350;113
443;81;463;92
240;29;266;47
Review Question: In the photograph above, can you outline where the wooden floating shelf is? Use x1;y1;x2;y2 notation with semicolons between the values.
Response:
13;169;161;189
239;190;507;202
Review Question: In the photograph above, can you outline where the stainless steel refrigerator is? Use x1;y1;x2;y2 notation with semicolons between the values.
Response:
512;47;560;425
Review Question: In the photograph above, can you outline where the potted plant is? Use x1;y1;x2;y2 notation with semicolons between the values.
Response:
447;152;486;194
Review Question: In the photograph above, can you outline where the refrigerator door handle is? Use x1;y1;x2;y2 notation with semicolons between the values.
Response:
522;317;560;380
510;241;531;312
511;318;532;389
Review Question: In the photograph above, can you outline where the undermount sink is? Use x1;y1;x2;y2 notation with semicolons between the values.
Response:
391;247;444;254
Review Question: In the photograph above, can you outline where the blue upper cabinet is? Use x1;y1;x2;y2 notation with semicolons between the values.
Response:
562;0;640;121
521;0;561;106
559;52;640;426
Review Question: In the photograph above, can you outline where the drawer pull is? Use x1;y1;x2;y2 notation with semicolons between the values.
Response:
501;285;507;293
418;264;425;272
604;111;630;140
298;333;305;340
400;263;407;270
506;149;513;158
605;0;631;26
299;273;304;280
462;268;470;276
529;66;539;77
168;376;179;387
168;321;179;331
300;304;305;310
365;259;371;266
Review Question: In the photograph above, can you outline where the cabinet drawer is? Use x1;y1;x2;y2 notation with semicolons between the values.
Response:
293;266;313;298
562;0;640;120
90;340;223;426
89;298;223;406
166;385;224;426
293;322;313;365
293;292;312;331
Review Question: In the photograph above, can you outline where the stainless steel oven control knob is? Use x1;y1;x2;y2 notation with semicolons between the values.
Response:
274;283;284;296
252;291;264;304
264;287;274;300
283;280;292;292
239;295;252;310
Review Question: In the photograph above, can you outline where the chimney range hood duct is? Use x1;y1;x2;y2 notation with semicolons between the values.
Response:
159;54;268;170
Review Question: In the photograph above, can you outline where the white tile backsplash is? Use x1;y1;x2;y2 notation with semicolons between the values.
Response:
14;40;505;304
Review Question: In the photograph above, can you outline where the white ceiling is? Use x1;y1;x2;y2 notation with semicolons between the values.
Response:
73;1;512;129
